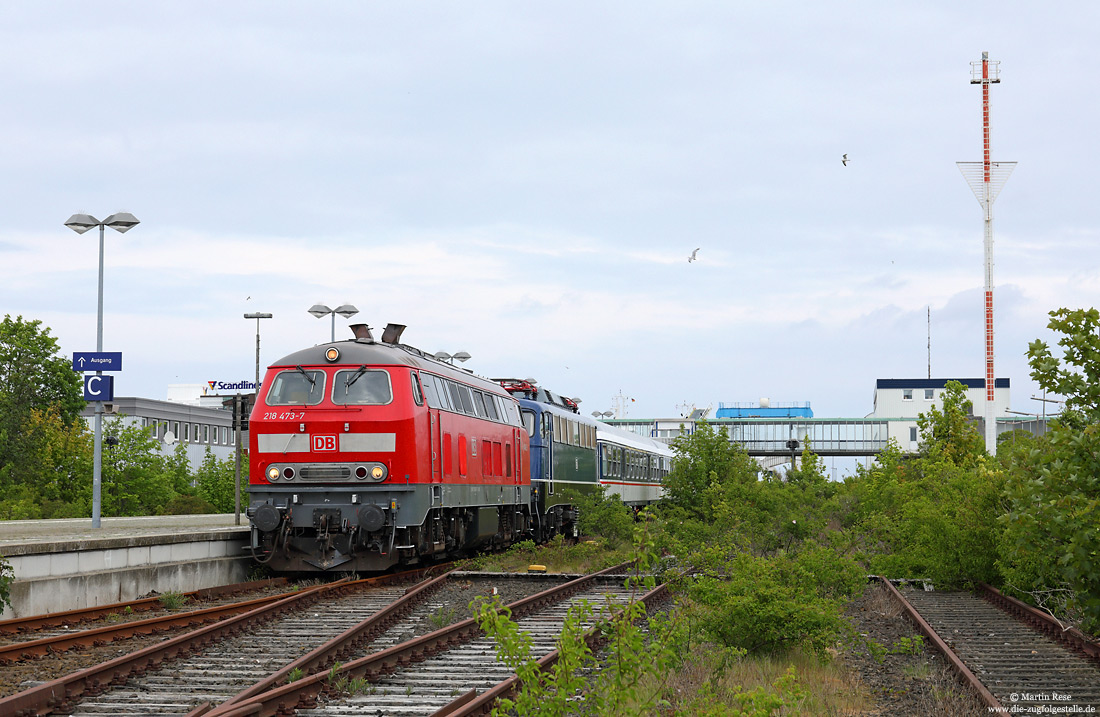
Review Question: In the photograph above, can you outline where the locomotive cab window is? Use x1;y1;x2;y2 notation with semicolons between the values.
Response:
332;368;393;405
267;369;325;406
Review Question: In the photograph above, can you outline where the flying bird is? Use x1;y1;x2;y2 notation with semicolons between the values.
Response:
842;154;850;166
688;248;700;263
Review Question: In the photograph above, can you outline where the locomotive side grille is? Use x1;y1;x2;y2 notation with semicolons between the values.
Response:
300;466;352;481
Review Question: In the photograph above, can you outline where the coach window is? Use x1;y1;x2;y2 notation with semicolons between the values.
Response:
924;388;934;400
457;385;475;414
431;376;452;411
902;389;913;401
221;426;228;444
446;382;463;413
267;369;325;406
183;423;190;442
420;374;441;408
436;376;454;411
484;394;501;422
472;391;488;418
193;424;200;442
332;369;393;405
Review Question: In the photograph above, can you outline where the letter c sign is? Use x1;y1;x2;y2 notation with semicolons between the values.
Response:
312;435;337;452
84;375;114;401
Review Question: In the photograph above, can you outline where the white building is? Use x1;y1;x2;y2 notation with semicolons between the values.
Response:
869;378;1010;452
79;395;239;464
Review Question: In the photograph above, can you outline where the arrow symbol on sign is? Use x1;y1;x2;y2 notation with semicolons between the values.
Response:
78;357;86;368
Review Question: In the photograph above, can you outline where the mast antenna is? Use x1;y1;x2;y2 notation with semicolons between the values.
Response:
957;51;1016;456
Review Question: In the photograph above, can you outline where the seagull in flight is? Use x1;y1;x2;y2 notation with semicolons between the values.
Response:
842;153;850;166
688;248;700;263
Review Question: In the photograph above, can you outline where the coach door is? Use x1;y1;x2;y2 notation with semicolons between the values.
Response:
543;412;554;495
417;372;443;484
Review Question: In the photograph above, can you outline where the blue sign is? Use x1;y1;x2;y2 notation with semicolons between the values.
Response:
84;375;114;401
73;352;122;372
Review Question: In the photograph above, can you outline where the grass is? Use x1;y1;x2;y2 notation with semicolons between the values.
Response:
650;648;872;715
460;536;633;575
157;590;188;610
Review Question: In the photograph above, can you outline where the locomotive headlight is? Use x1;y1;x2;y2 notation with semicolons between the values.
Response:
267;466;280;481
325;347;340;362
370;465;386;481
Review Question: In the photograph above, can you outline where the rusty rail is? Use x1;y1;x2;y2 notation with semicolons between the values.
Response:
0;577;288;635
980;583;1100;663
876;577;1002;711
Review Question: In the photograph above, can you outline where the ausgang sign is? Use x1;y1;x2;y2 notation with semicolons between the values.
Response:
73;352;122;372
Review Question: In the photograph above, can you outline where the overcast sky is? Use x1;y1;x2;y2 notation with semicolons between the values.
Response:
2;2;1097;439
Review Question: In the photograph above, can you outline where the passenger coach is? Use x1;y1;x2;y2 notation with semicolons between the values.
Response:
500;380;672;522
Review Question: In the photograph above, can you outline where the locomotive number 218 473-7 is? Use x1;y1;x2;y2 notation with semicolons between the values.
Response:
262;411;306;421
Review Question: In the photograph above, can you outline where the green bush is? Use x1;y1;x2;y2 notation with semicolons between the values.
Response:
685;544;863;658
0;555;13;612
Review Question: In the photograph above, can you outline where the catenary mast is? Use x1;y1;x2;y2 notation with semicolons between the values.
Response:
957;52;1015;456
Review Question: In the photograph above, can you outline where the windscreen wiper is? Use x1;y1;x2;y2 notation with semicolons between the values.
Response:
345;364;369;389
295;365;316;392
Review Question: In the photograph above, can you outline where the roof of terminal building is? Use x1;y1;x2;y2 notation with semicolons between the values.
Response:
875;378;1009;389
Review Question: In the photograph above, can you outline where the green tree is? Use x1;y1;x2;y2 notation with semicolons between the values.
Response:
997;307;1100;631
0;315;85;498
195;449;236;513
915;380;986;466
665;421;759;523
1027;307;1100;427
24;408;93;518
101;418;176;516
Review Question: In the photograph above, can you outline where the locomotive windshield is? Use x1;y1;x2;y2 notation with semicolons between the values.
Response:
332;368;393;405
266;368;325;406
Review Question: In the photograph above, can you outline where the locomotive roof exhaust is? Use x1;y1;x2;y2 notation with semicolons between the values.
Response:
381;323;406;344
349;324;374;341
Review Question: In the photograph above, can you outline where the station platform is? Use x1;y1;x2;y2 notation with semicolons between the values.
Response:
0;514;253;620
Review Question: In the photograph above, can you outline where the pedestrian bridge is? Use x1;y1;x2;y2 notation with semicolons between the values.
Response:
606;416;1048;459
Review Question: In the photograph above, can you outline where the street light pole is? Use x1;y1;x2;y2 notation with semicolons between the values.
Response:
243;312;273;391
65;212;139;529
308;303;358;342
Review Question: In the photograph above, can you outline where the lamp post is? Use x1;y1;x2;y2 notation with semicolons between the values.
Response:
243;312;273;391
308;303;358;342
64;211;139;529
433;351;471;365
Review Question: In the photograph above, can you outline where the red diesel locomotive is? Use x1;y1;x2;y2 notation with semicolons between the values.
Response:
246;323;564;572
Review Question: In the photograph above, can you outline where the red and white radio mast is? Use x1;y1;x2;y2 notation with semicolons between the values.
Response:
957;52;1016;456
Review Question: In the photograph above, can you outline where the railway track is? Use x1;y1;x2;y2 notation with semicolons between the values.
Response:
0;565;585;717
0;584;303;663
203;562;664;717
884;579;1100;712
0;569;435;716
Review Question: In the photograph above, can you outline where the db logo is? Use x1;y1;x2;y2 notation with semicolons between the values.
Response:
311;435;337;452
